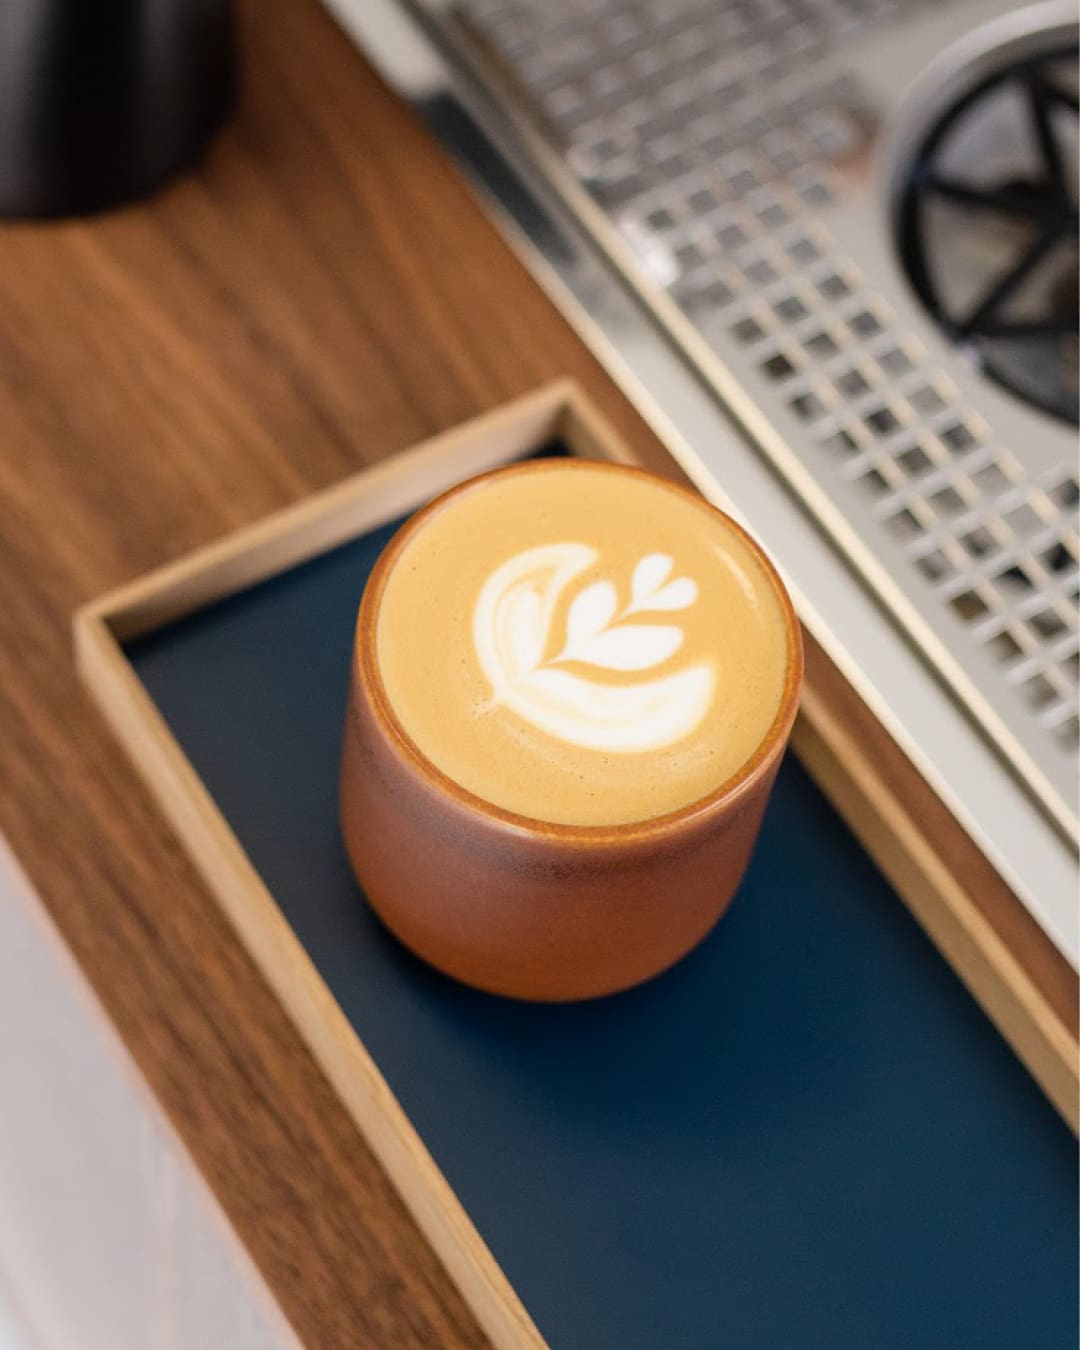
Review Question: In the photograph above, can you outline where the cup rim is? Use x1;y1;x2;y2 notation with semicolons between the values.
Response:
354;457;804;845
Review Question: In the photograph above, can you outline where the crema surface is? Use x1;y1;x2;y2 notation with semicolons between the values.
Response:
374;462;791;826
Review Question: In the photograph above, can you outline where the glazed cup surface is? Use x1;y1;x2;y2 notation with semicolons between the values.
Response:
340;459;804;1001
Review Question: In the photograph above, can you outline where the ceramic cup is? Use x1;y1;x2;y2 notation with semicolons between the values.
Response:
339;462;803;1001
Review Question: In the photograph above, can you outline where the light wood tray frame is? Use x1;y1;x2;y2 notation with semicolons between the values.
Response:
74;380;1078;1350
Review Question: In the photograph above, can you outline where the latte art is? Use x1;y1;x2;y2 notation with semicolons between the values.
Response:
374;460;791;826
473;545;715;753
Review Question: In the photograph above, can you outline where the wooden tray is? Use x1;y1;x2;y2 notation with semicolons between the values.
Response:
75;382;1078;1350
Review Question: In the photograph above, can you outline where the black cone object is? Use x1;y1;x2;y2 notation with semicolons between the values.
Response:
0;1;235;218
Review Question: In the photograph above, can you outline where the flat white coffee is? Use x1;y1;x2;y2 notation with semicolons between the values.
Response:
374;461;791;826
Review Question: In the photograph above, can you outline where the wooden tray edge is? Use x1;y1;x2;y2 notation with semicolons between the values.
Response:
73;381;1079;1347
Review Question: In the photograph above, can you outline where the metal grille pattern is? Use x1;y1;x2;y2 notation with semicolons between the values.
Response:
458;0;1080;825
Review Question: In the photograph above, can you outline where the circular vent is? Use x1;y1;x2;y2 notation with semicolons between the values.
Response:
898;43;1078;425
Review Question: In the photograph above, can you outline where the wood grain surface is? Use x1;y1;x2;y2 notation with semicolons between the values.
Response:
0;1;1074;1347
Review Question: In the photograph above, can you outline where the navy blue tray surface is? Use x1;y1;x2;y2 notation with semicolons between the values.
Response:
127;456;1077;1350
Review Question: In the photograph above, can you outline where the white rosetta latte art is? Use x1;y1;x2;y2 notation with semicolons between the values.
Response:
472;545;715;753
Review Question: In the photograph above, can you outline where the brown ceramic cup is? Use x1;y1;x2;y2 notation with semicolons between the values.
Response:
340;463;803;1001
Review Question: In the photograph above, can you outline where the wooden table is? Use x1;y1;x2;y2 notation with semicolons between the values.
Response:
0;2;1073;1346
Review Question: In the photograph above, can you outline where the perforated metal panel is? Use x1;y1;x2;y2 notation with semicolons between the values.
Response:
453;0;1080;835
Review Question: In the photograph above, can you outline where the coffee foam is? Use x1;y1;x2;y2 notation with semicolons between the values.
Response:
374;462;791;826
473;544;714;754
